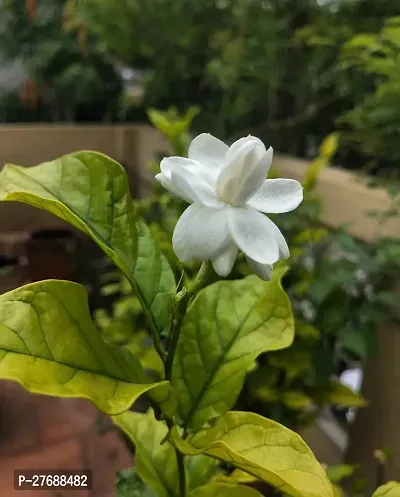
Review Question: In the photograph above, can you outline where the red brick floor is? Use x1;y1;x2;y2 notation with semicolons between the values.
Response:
0;381;133;497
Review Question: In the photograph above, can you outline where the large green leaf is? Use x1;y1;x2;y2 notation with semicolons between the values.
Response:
171;411;333;497
0;280;167;414
0;152;175;336
372;482;400;497
172;269;294;430
189;483;264;497
113;410;179;497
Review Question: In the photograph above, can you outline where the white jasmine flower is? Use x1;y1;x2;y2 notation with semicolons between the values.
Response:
156;133;303;280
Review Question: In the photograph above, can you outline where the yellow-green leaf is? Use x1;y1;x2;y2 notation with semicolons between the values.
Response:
319;133;340;158
186;455;219;491
372;482;400;497
0;280;167;414
327;380;368;407
303;157;328;191
0;152;175;337
114;410;219;496
171;411;333;497
281;391;314;410
189;483;264;497
172;269;294;430
326;464;357;483
113;410;179;497
217;469;258;484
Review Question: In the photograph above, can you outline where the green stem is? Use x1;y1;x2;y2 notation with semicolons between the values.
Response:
165;262;213;380
176;448;186;497
163;263;214;496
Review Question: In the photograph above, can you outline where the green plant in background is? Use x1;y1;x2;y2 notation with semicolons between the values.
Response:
338;16;400;170
63;0;400;177
0;125;337;497
324;450;399;497
0;0;122;122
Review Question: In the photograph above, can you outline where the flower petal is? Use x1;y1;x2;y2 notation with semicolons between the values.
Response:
155;172;192;203
171;168;223;208
217;137;273;205
266;219;290;259
188;133;228;168
212;242;238;277
160;156;198;180
246;257;273;281
227;206;280;265
172;204;230;262
225;135;265;164
247;178;303;214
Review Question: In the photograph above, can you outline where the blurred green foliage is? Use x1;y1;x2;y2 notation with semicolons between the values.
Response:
66;0;400;175
0;0;122;122
92;108;399;433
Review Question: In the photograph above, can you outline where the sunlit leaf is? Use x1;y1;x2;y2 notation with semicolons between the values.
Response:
0;152;175;337
372;482;400;497
189;482;264;497
172;268;294;430
113;410;179;497
0;280;167;414
326;380;367;407
172;411;333;497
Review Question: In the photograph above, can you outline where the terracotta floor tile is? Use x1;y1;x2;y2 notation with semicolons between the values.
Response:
37;396;98;445
79;430;132;496
0;439;87;497
0;382;40;456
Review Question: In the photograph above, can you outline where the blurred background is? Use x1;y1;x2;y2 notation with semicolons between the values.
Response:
0;0;399;496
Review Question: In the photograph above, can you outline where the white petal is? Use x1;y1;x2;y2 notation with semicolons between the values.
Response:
212;243;238;277
160;156;198;180
247;179;303;214
266;217;290;259
217;138;273;205
188;133;228;168
227;206;280;265
225;135;265;164
172;204;230;262
155;173;192;203
171;168;223;208
246;257;273;281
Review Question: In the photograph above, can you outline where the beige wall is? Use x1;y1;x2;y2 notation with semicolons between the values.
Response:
0;125;168;232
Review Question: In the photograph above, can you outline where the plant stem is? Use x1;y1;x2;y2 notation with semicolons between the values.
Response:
176;448;186;497
165;262;213;380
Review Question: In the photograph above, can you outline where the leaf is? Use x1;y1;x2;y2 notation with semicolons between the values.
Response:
326;465;357;484
116;468;156;497
113;410;179;497
186;455;219;491
189;483;264;497
319;133;340;158
281;391;314;410
0;152;175;337
0;280;168;415
114;410;218;495
171;411;333;497
372;482;400;497
326;380;367;407
172;268;294;430
224;469;258;483
303;157;329;192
